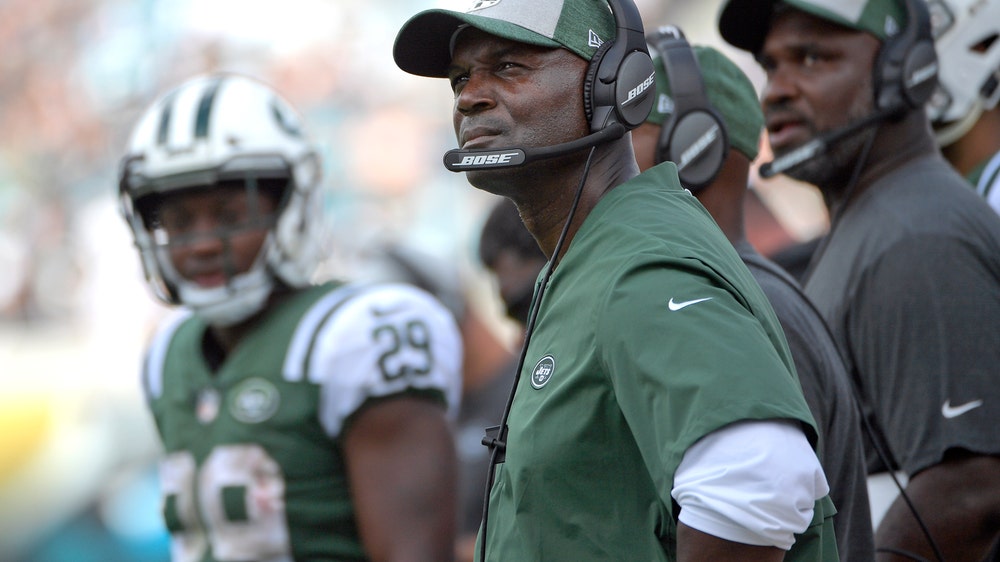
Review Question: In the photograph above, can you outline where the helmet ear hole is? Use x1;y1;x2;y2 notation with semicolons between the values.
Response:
132;194;163;230
252;177;291;209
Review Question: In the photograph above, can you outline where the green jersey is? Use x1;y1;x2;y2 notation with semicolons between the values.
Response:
142;281;462;562
479;165;836;561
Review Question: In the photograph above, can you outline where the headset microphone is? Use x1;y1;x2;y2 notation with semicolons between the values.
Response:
444;0;653;175
761;0;938;180
442;123;627;172
758;107;898;178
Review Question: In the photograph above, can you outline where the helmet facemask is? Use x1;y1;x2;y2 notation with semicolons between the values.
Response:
119;74;326;326
926;0;1000;146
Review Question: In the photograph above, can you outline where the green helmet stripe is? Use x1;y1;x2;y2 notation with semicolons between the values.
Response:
194;76;224;139
155;91;178;146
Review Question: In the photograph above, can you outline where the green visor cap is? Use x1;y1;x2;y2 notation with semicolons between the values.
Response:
718;0;906;54
394;0;616;77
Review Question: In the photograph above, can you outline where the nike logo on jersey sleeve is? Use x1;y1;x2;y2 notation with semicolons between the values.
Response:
667;297;712;311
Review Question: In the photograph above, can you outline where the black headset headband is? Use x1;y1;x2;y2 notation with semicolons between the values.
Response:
585;0;657;132
645;26;729;190
875;0;938;112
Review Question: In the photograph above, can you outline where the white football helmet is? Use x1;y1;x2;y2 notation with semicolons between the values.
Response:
119;73;325;326
926;0;1000;146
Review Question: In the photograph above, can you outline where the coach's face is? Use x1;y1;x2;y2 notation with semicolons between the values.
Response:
757;9;881;188
447;27;591;194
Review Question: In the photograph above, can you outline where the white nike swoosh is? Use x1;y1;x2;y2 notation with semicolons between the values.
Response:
941;399;984;419
668;297;712;311
371;304;407;317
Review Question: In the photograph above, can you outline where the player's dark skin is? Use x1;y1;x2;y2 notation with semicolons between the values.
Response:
158;185;282;354
940;106;1000;179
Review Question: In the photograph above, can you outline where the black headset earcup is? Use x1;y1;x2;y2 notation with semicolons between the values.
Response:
666;110;729;190
898;40;938;108
873;0;938;112
649;29;729;191
584;42;654;132
616;51;657;128
583;0;656;134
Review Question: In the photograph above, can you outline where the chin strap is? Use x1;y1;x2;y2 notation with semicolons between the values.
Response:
933;99;984;147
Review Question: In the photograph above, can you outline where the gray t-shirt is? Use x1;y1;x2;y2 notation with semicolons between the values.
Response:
804;153;1000;477
738;240;875;562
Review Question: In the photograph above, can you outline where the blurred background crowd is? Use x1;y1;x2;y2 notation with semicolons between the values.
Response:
0;0;827;559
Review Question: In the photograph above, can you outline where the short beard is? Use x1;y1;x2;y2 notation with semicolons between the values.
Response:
787;125;877;200
781;79;877;202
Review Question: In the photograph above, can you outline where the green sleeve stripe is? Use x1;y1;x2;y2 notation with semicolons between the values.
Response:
302;288;371;379
976;152;1000;197
193;76;223;139
283;284;365;382
155;91;177;146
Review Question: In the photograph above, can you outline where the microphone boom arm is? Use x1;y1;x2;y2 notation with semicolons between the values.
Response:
759;108;898;178
443;123;627;172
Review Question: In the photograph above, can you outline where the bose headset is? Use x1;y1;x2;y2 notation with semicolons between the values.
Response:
582;0;658;133
443;0;655;172
760;0;938;178
873;0;939;113
646;25;730;191
476;1;653;559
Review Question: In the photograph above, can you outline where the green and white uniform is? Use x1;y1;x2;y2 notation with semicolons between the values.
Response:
142;281;462;562
971;150;1000;215
479;164;836;561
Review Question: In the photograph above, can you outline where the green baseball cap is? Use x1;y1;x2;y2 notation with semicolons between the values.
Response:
718;0;907;54
394;0;616;78
646;45;764;161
